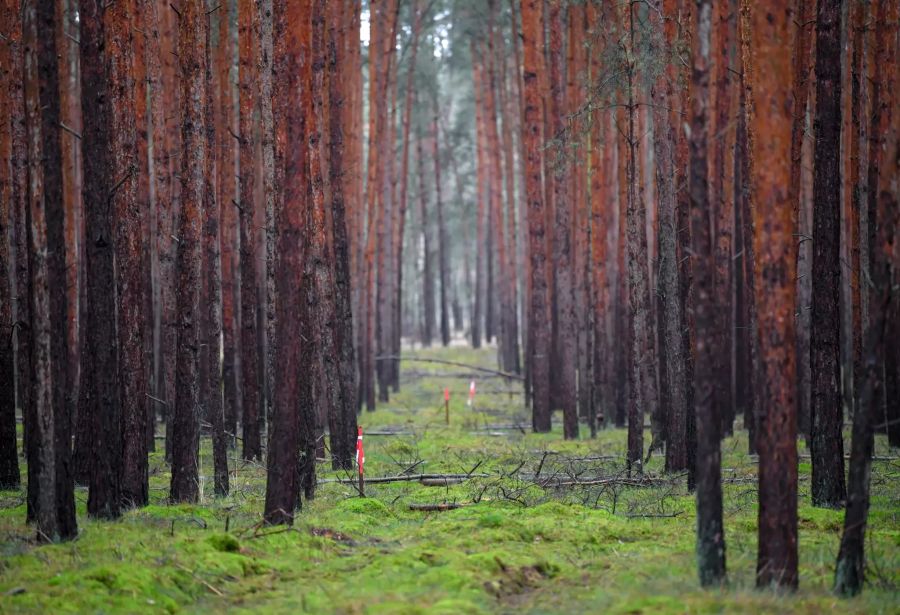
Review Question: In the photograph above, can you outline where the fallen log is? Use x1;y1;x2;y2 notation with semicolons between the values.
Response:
420;477;464;486
319;472;490;485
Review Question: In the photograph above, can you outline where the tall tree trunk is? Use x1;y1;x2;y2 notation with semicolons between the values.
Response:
105;0;148;510
651;0;690;473
309;0;352;471
486;3;515;376
170;0;207;504
9;4;35;518
845;0;863;423
416;115;435;347
159;0;180;464
204;19;229;498
0;0;21;489
432;97;450;348
471;48;486;350
141;0;167;454
264;0;316;524
625;1;648;473
586;2;608;430
690;0;726;587
546;0;576;438
326;0;359;469
497;22;521;373
217;0;241;455
521;0;551;432
374;0;399;402
260;0;276;433
743;0;800;590
711;0;736;437
79;0;123;519
790;0;816;440
238;0;262;460
809;0;846;509
58;2;81;439
24;0;78;540
835;0;898;590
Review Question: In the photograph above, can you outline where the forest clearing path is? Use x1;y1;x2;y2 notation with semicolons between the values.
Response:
0;344;897;613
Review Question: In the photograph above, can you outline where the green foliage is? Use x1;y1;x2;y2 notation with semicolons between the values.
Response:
0;346;897;613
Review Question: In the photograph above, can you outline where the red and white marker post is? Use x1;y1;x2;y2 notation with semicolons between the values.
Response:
468;380;476;408
444;387;450;424
356;426;365;497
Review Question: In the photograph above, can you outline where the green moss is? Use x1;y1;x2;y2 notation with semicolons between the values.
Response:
1;345;897;614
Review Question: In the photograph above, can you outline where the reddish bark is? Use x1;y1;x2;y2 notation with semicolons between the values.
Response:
79;0;123;518
521;0;551;432
170;0;207;504
218;0;241;451
743;0;800;590
264;0;316;524
238;0;263;460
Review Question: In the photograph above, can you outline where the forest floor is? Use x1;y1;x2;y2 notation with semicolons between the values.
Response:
1;344;898;614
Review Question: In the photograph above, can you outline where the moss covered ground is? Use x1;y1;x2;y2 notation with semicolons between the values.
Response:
1;345;898;613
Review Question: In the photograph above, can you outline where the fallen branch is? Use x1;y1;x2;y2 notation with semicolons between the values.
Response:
420;477;464;486
319;472;489;485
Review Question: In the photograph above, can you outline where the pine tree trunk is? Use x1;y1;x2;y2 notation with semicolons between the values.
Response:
711;0;736;437
472;49;486;350
432;98;451;348
809;0;846;509
204;21;229;498
790;0;816;440
24;0;78;540
215;0;240;455
416;115;435;347
170;0;207;504
521;0;551;432
9;5;34;518
743;0;800;590
836;1;899;592
160;0;180;464
690;0;726;587
78;0;123;518
238;0;262;460
142;0;168;454
326;0;359;468
497;25;521;373
0;1;21;489
651;0;690;473
625;2;647;473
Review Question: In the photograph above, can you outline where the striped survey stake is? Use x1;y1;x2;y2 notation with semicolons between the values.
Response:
356;426;365;496
468;380;476;407
356;426;365;474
